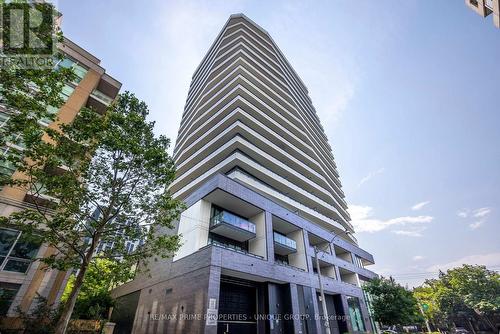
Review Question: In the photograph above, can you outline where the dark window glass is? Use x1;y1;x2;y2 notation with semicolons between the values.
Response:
3;259;31;273
208;232;248;252
0;229;19;256
0;282;21;315
9;237;40;259
275;253;289;265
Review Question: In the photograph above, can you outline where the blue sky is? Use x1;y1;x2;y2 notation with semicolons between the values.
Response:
59;0;500;287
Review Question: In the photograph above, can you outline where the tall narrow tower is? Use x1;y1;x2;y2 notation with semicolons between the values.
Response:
112;14;377;334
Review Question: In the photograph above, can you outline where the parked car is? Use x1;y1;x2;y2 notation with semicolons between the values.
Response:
454;328;470;334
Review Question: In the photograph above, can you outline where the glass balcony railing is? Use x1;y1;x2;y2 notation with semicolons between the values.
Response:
91;89;114;106
273;232;296;250
210;211;256;234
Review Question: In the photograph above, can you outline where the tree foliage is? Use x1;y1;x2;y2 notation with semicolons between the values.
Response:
1;85;183;333
415;265;500;332
62;258;134;320
363;277;423;326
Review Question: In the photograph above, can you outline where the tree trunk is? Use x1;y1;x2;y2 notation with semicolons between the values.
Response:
53;262;89;334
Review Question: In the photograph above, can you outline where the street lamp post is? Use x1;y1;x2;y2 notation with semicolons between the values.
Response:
314;245;332;334
313;230;351;334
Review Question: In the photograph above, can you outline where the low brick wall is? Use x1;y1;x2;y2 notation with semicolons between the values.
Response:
0;317;103;333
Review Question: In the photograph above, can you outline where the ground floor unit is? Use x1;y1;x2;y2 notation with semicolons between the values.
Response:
0;195;70;323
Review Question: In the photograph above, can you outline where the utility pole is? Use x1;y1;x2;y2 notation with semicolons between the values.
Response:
314;229;351;334
314;246;331;334
418;303;431;334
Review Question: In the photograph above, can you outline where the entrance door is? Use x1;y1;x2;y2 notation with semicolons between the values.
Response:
217;280;257;334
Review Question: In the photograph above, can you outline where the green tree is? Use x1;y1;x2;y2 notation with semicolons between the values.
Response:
1;91;183;334
61;258;134;320
17;295;61;334
418;265;500;332
363;277;423;327
413;285;448;331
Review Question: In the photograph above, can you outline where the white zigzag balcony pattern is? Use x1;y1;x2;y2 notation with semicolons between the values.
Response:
172;14;357;242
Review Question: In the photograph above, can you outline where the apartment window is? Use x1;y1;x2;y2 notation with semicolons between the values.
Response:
0;282;21;315
470;0;479;7
0;111;9;128
55;57;88;83
208;232;248;252
0;110;24;148
275;253;289;265
0;146;21;178
0;228;40;274
60;84;75;100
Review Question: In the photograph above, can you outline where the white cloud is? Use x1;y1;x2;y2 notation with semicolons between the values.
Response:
457;209;468;218
427;252;500;272
392;227;426;237
349;205;433;235
357;168;385;188
469;221;484;230
411;201;430;211
413;255;425;261
473;207;491;218
457;207;492;230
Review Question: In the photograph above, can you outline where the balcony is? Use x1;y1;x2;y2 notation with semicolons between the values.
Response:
86;89;114;115
209;210;256;242
273;231;297;255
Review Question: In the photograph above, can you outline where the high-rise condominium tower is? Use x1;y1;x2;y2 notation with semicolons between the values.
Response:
112;14;377;334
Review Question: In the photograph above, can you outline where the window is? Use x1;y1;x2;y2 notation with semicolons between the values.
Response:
0;146;21;178
55;57;88;83
275;253;289;265
347;296;365;332
208;232;248;252
0;282;21;315
0;228;40;274
0;111;24;149
0;111;9;128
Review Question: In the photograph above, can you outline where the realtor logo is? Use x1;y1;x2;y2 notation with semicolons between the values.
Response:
1;1;57;68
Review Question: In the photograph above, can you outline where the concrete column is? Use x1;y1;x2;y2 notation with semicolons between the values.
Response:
205;265;221;334
265;211;275;264
359;295;375;333
289;283;303;334
249;212;267;259
334;266;341;282
494;0;500;27
310;286;322;334
302;230;314;272
340;295;354;333
288;229;307;271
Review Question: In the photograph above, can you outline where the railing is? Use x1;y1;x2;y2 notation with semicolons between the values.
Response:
210;211;256;234
208;241;264;259
273;232;297;250
91;89;114;106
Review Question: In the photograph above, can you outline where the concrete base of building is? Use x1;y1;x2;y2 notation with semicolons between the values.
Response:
111;255;371;334
111;174;376;334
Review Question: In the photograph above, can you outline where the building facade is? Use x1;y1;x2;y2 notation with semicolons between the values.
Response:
0;38;121;319
112;14;377;334
466;0;500;28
